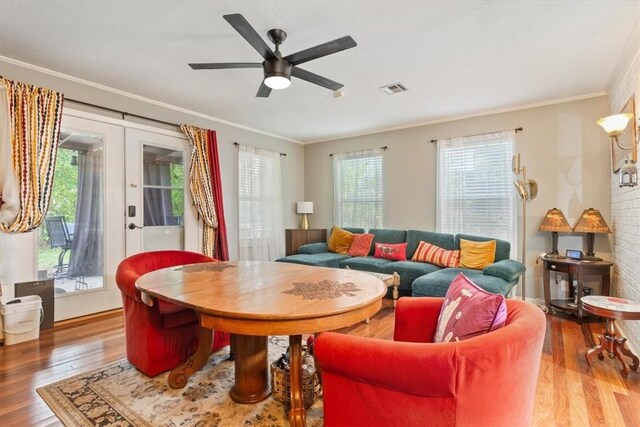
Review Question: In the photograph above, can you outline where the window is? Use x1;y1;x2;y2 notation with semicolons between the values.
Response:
238;145;285;261
333;148;384;229
436;131;516;253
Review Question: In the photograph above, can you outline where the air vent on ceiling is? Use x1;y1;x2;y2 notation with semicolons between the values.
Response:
380;82;409;95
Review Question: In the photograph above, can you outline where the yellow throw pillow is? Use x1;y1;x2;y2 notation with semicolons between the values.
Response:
327;226;354;254
459;239;496;270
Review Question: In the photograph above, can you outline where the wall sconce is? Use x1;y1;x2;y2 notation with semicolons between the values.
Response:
619;157;638;187
539;208;572;258
573;208;611;261
296;201;313;229
512;153;537;301
597;113;636;150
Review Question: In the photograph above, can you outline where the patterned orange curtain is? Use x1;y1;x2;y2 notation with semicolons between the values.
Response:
180;124;218;257
0;78;64;232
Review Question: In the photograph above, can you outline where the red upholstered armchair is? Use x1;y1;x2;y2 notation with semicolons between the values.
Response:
315;297;545;427
115;250;230;377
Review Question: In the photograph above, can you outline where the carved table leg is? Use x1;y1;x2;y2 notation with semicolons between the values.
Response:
618;338;640;372
229;334;270;403
289;334;306;427
169;326;212;388
392;272;399;308
585;336;605;366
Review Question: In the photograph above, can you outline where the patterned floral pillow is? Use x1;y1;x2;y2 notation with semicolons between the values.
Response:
412;241;460;267
373;242;408;261
433;273;507;343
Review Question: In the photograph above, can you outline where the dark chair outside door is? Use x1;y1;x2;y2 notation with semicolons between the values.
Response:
44;215;73;277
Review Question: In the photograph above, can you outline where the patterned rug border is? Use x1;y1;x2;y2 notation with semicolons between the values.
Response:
37;358;148;427
36;337;323;427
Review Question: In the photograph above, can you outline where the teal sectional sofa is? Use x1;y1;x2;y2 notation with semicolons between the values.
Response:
276;228;525;298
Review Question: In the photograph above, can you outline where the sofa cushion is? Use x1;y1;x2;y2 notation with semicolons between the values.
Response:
340;227;366;234
433;273;507;343
276;253;351;269
298;242;329;254
328;226;354;254
455;234;511;262
368;229;407;256
340;256;393;273
412;268;514;297
412;241;460;267
406;230;456;258
459;239;496;270
483;259;526;282
381;260;441;292
348;233;374;257
374;242;408;261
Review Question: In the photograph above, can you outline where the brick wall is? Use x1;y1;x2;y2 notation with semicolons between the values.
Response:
608;22;640;350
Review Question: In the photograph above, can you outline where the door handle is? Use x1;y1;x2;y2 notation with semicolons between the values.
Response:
127;223;143;230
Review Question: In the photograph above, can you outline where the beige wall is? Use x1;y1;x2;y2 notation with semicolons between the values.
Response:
305;96;612;300
607;20;640;351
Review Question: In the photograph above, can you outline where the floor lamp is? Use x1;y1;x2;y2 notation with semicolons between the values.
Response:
512;153;537;301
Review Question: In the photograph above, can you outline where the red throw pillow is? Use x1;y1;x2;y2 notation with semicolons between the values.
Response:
434;273;507;343
347;233;374;257
412;241;460;267
373;242;407;261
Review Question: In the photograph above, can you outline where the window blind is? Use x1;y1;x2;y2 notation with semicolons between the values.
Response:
437;131;516;254
333;148;384;229
238;145;285;261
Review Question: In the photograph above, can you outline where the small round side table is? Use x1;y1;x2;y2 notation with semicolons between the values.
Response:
582;295;640;378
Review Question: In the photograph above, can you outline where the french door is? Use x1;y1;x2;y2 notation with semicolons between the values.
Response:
36;113;125;320
124;128;197;256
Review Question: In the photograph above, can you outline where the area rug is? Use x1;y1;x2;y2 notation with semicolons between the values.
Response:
37;336;323;426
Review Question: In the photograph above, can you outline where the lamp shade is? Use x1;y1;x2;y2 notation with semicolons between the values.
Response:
539;208;572;232
573;208;611;234
296;201;314;214
597;113;633;136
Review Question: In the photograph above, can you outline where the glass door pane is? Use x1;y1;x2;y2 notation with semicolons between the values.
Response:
37;130;104;295
142;145;185;251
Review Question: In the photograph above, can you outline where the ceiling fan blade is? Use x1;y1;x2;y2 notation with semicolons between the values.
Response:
223;13;276;60
284;36;357;66
291;67;343;91
256;81;272;97
189;63;262;70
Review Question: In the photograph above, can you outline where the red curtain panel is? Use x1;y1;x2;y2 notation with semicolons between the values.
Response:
206;130;229;261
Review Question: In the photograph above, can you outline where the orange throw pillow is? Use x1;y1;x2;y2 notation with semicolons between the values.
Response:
347;233;374;257
412;241;460;267
459;239;496;270
327;226;354;254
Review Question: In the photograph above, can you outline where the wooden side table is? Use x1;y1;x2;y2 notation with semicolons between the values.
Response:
542;257;613;322
583;295;640;378
285;229;327;256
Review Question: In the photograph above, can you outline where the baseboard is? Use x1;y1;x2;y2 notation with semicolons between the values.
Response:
54;308;123;327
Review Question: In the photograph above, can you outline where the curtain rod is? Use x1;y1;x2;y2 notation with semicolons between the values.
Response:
66;98;179;128
233;141;286;157
430;127;523;143
329;146;388;157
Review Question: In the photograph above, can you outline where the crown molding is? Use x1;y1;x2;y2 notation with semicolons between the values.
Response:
0;55;302;144
305;91;607;144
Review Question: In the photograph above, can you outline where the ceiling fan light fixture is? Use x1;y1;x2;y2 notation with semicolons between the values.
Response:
264;74;291;89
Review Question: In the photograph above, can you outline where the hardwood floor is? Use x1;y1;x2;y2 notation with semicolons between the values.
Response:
0;303;639;426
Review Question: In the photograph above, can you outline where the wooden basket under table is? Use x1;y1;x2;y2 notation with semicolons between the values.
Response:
270;360;322;408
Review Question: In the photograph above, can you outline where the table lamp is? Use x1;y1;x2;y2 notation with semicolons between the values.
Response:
573;208;611;261
539;208;572;258
296;201;313;229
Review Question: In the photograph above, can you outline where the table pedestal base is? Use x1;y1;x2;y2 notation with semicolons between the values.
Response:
585;318;640;378
230;335;271;403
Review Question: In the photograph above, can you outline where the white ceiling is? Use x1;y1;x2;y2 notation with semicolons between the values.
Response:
0;1;638;143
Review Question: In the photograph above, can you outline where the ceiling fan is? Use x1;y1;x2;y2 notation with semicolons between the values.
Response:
188;13;357;97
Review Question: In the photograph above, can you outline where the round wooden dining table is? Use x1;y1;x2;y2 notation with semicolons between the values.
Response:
136;260;387;427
